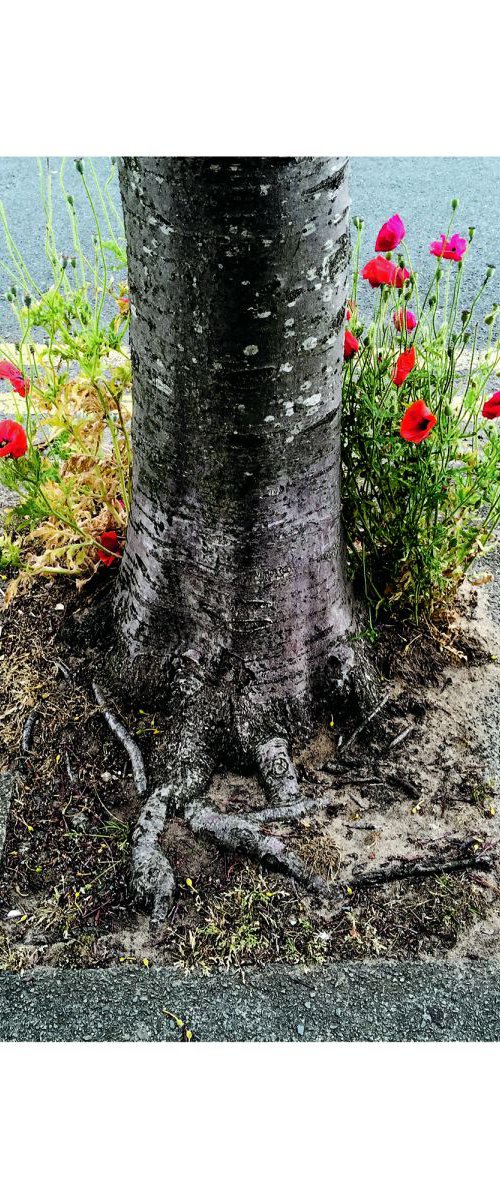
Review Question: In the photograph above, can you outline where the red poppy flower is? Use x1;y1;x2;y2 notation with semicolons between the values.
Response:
375;214;405;252
0;360;30;398
393;308;417;332
392;347;416;388
361;256;410;289
429;233;467;262
0;418;28;458
393;264;410;289
97;530;122;567
482;392;500;420
361;256;396;288
344;329;359;360
400;400;437;444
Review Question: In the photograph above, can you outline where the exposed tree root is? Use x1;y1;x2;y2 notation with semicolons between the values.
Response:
126;716;348;928
94;642;383;930
348;848;496;889
92;682;147;796
131;787;177;927
185;800;339;898
0;772;15;866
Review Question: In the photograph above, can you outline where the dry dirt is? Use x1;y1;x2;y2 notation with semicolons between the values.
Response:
1;551;500;973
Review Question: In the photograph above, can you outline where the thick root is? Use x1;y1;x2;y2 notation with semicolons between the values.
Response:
131;787;177;927
255;736;300;805
127;682;368;928
93;682;148;795
185;800;339;898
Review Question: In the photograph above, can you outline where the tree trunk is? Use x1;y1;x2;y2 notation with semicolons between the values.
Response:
112;157;375;924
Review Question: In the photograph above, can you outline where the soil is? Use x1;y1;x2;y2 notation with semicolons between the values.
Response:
1;565;500;974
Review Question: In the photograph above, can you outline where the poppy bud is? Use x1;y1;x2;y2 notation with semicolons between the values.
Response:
67;194;74;207
24;295;31;308
486;265;495;280
352;216;364;231
75;158;84;174
461;310;470;324
435;268;443;281
111;156;116;166
451;198;459;211
71;257;76;269
468;226;475;241
6;292;12;303
485;312;496;326
11;286;16;298
429;295;437;308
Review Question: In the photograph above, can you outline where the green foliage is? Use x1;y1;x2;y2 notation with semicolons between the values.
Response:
0;532;21;569
0;159;131;588
342;206;500;620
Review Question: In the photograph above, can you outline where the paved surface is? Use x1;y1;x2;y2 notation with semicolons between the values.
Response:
0;157;499;340
0;157;124;340
0;961;499;1041
351;157;500;328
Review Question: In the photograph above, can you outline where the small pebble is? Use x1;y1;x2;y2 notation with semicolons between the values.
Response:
305;1001;311;1010
297;1023;305;1036
54;603;64;612
70;812;88;831
100;771;112;783
6;909;23;919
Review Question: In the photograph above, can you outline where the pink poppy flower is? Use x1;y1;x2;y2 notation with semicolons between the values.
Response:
430;234;467;262
375;214;406;253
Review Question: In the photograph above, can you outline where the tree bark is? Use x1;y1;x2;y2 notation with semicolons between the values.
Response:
112;157;375;922
116;157;357;728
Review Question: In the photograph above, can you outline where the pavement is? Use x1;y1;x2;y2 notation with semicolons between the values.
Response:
0;157;499;340
0;961;499;1041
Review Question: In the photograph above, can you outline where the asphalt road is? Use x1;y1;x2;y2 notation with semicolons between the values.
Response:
1;961;500;1041
0;156;498;340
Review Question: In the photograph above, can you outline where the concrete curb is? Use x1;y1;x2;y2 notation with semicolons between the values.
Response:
0;961;499;1041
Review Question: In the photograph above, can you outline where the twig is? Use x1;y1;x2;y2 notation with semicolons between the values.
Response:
321;765;381;785
338;692;390;754
21;709;40;753
386;773;420;800
55;658;72;683
345;821;380;831
386;726;415;752
348;850;495;889
92;682;147;796
65;751;76;785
